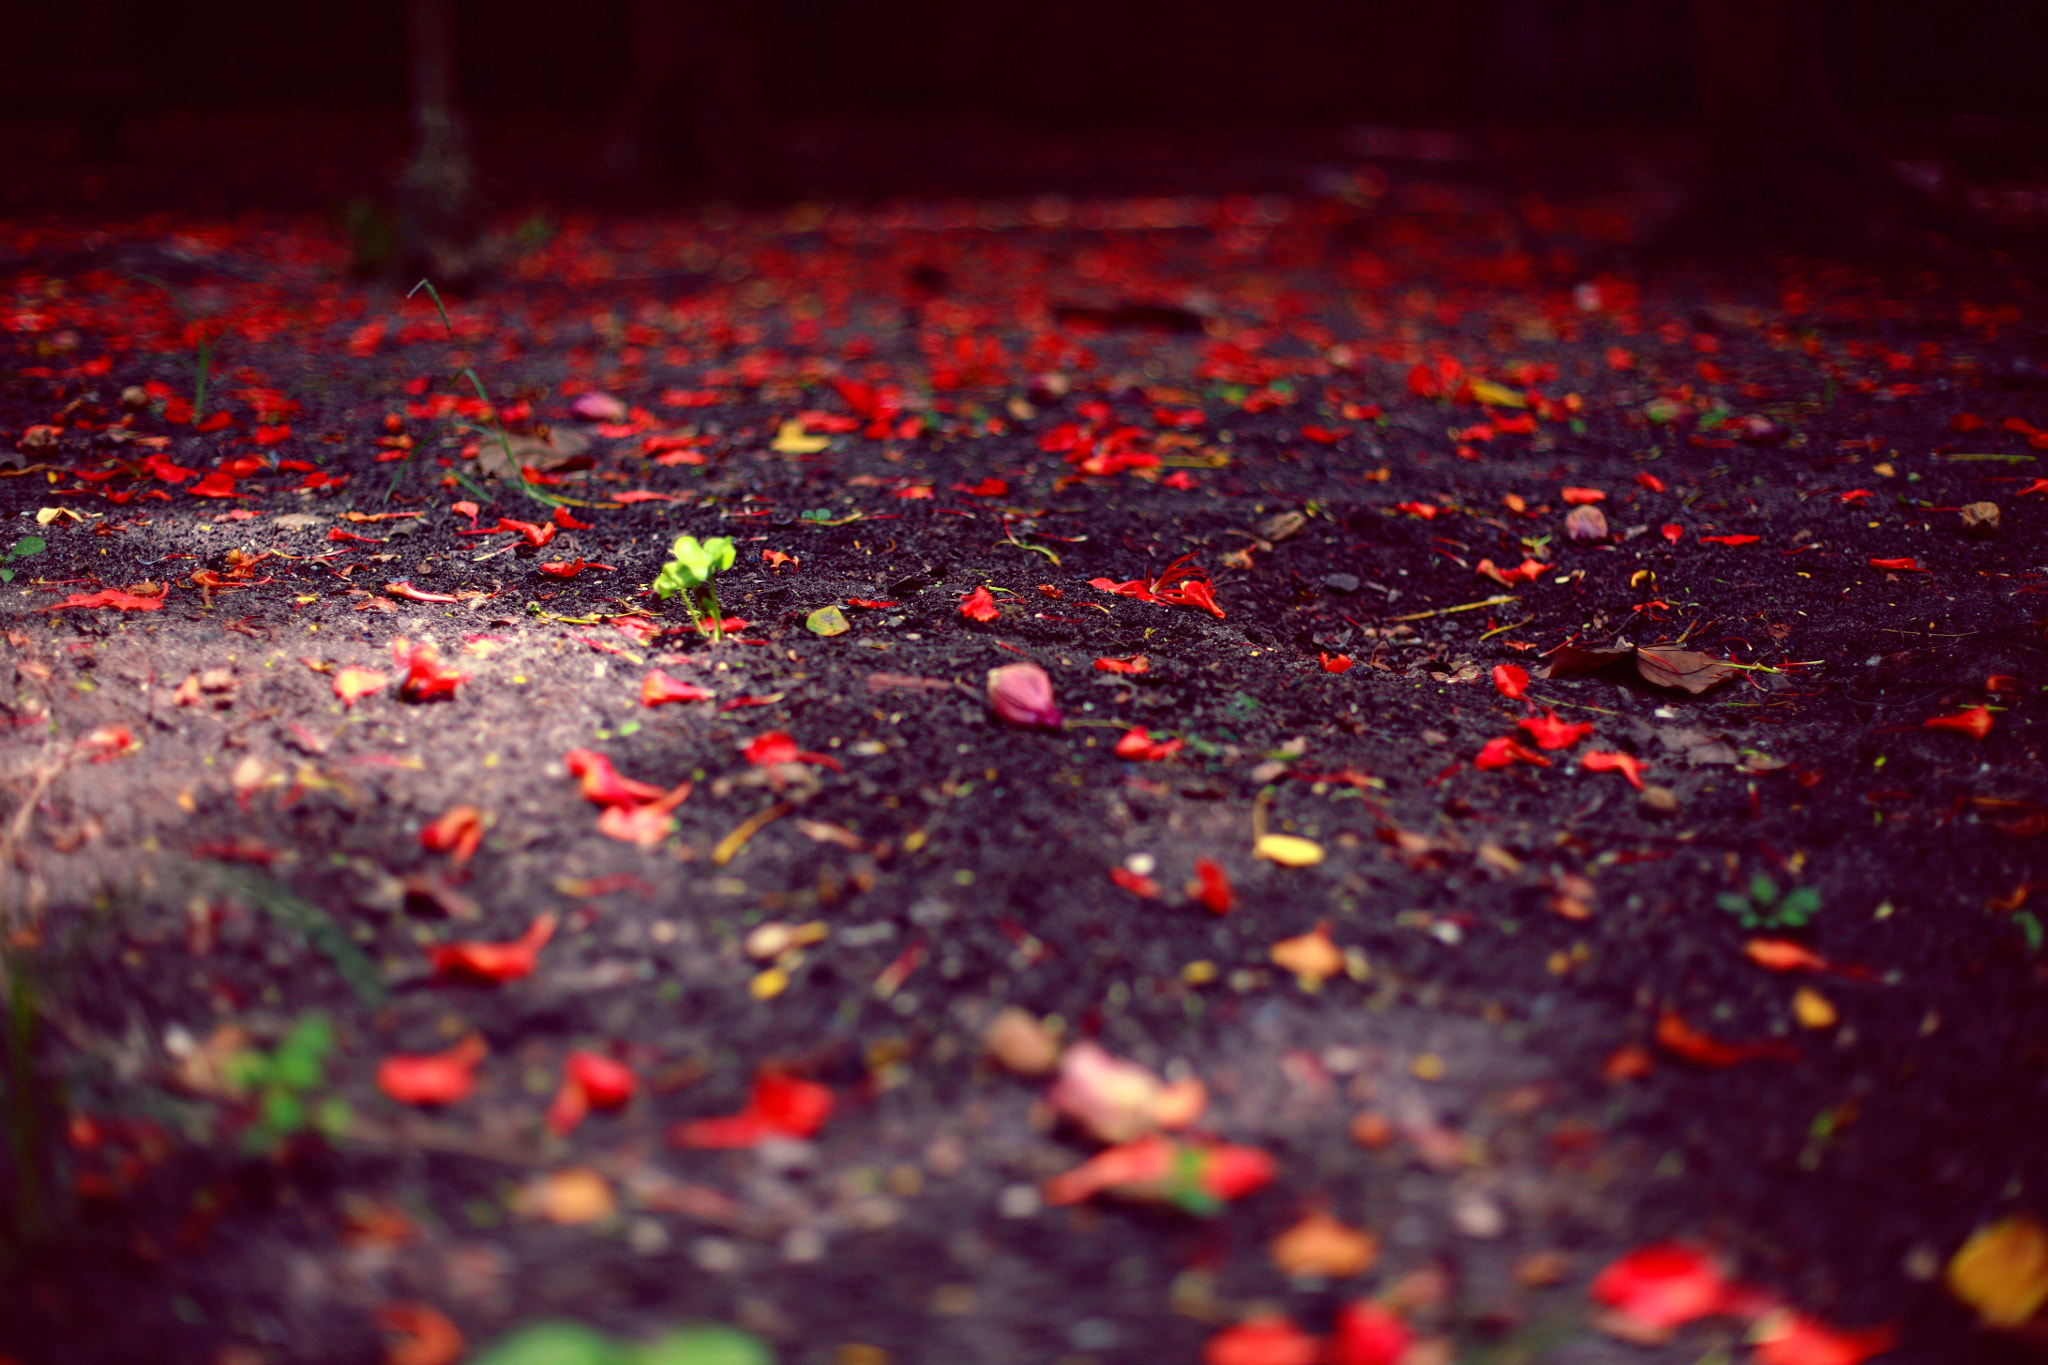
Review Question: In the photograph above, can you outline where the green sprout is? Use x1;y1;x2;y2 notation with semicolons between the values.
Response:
135;275;220;425
221;1013;352;1155
407;278;557;508
1717;872;1820;931
654;535;737;641
0;536;45;584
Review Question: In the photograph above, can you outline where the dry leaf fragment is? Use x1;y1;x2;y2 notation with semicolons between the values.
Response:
1947;1215;2048;1327
984;1007;1062;1075
1959;502;2000;535
517;1167;616;1224
1564;504;1610;540
1271;1210;1379;1278
1633;647;1741;694
1791;986;1838;1029
1271;922;1344;986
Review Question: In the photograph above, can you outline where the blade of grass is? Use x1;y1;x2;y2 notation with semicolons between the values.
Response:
407;279;562;509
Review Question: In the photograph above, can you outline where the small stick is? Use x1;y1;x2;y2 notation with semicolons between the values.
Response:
1387;594;1515;623
712;801;795;866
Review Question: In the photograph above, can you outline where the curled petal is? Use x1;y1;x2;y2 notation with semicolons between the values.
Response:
987;663;1062;729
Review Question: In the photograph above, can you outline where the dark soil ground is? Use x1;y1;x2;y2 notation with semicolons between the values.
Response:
2;114;2047;1365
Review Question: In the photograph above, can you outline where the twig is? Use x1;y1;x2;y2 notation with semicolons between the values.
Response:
1387;594;1515;623
0;743;74;878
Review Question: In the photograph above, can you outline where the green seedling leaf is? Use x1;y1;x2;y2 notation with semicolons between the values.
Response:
1749;873;1780;907
2016;911;2043;954
5;536;46;562
260;1091;304;1134
656;535;737;594
469;1321;628;1365
634;1325;776;1365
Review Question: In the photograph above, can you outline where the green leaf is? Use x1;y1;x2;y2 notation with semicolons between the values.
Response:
7;536;46;560
0;568;13;583
1748;873;1779;907
1715;892;1749;914
469;1321;629;1365
313;1097;354;1138
1779;887;1820;922
805;605;849;637
260;1090;304;1133
2017;911;2043;954
633;1326;775;1365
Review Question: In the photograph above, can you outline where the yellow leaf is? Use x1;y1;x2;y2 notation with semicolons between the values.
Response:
1791;986;1837;1029
771;420;830;455
1948;1215;2048;1327
36;506;85;525
1271;1209;1379;1278
1254;834;1324;867
1466;378;1528;408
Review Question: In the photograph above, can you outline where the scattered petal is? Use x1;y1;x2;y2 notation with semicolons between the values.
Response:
335;667;388;708
377;1035;486;1106
1581;750;1645;789
959;585;1000;622
1327;1300;1413;1365
429;913;557;983
1048;1041;1206;1143
1202;1317;1319;1365
672;1071;833;1148
1748;1310;1898;1365
1188;858;1234;915
642;670;714;706
987;662;1062;729
1923;706;1994;739
419;805;486;865
1492;664;1529;699
1592;1244;1731;1341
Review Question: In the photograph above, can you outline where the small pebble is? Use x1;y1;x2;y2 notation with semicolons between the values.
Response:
1451;1189;1506;1239
627;1217;670;1256
691;1236;743;1273
1069;1319;1119;1351
1640;785;1679;814
998;1183;1042;1218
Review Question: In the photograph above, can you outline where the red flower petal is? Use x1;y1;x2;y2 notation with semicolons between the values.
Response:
1202;1317;1319;1365
1581;749;1645;789
1518;710;1594;749
429;913;556;983
1591;1244;1731;1332
377;1035;486;1106
1492;664;1529;699
1923;706;1993;739
959;585;1000;623
641;670;713;706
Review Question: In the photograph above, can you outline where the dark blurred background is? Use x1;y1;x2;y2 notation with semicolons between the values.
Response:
1;0;2043;214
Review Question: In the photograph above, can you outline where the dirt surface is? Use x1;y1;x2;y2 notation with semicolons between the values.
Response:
2;126;2047;1365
